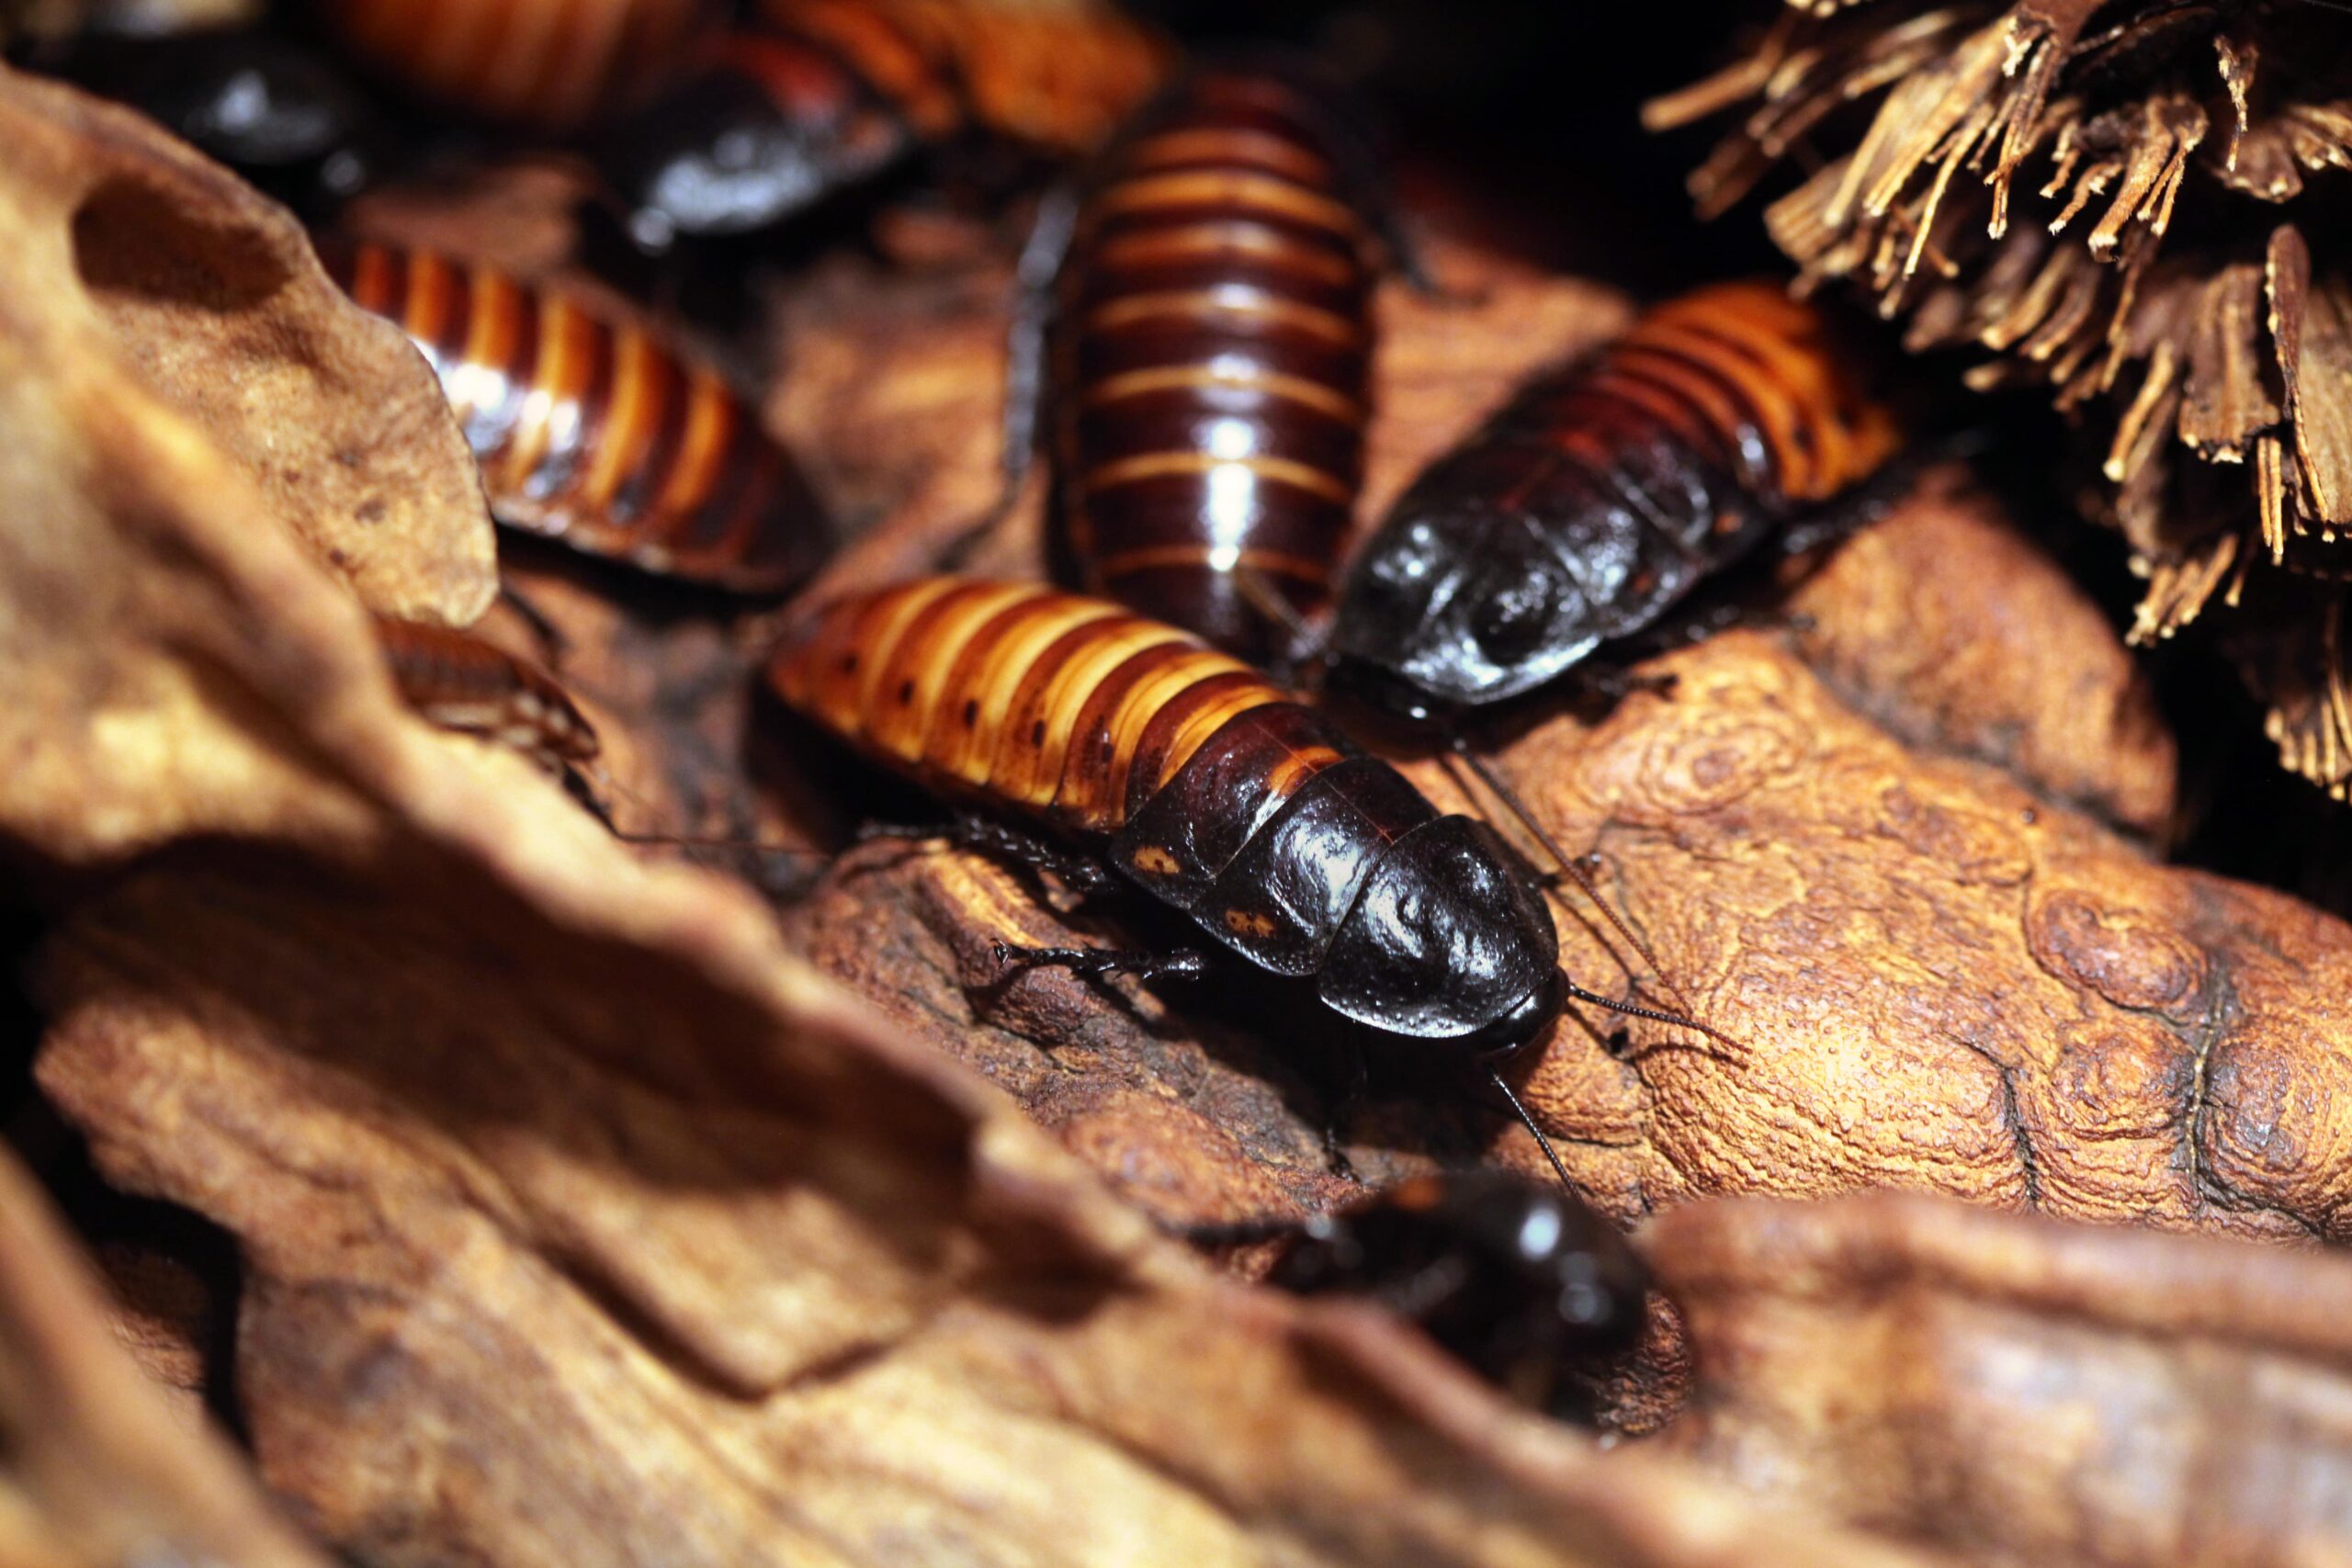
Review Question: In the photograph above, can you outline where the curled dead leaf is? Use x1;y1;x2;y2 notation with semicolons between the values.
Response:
1648;1191;2352;1567
0;61;492;625
0;1143;324;1568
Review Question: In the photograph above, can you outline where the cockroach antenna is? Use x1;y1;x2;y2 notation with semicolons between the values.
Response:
1446;738;1749;1066
1445;737;1684;1010
1489;1069;1574;1193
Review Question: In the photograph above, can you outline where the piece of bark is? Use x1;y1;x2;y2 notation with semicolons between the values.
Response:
39;855;1934;1568
0;63;493;624
1646;1191;2352;1567
0;1143;324;1568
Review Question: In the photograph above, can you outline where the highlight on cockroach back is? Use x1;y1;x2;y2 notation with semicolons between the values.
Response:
1011;60;1397;662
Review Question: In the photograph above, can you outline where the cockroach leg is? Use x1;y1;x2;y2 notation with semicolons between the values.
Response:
989;942;1210;984
857;815;1120;897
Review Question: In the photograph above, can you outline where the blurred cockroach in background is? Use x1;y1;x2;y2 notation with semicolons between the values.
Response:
305;0;719;133
1196;1168;1654;1422
324;237;836;595
596;0;1170;250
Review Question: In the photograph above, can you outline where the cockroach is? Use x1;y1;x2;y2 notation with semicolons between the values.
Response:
1006;63;1394;663
39;25;379;209
1202;1168;1650;1420
322;238;835;595
308;0;718;133
375;613;600;774
594;0;1167;250
1330;280;1903;719
770;575;1724;1179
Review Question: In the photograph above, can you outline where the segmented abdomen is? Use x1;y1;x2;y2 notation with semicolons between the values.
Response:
376;615;599;770
1057;69;1377;658
315;0;714;130
1512;281;1899;516
757;0;1168;149
325;240;831;594
769;577;1296;834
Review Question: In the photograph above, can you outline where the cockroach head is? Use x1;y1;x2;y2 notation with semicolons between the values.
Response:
1332;502;1604;715
1317;816;1564;1051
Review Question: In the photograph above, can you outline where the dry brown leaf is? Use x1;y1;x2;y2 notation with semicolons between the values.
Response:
1647;1191;2352;1567
0;62;493;625
0;1143;325;1568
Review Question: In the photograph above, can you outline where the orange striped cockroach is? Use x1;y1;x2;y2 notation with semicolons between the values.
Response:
375;613;600;774
596;0;1170;249
306;0;720;133
1004;62;1405;663
323;237;835;595
1331;280;1903;719
771;574;1733;1187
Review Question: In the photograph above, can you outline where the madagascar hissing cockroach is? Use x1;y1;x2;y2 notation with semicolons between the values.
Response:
1330;280;1903;719
594;0;1167;250
1008;63;1394;663
770;575;1718;1178
323;238;835;595
1203;1168;1651;1420
308;0;718;133
374;613;600;774
40;24;379;209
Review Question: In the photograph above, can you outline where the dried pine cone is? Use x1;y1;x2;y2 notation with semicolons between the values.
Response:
1648;0;2352;795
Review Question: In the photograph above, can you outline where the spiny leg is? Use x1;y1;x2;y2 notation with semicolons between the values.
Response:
858;813;1118;897
990;942;1209;984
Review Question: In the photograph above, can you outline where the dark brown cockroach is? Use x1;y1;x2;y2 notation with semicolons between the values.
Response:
375;613;600;774
1332;280;1903;718
323;238;834;595
595;0;1168;250
308;0;718;133
771;575;1722;1179
1008;64;1395;662
1201;1168;1652;1421
33;20;380;211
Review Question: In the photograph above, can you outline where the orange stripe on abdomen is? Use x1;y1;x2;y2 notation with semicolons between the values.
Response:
767;578;1288;832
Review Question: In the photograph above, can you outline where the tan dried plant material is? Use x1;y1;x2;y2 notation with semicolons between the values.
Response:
1648;1190;2352;1568
1648;1;2352;796
0;65;498;863
0;60;493;624
0;1144;326;1568
3;118;1929;1565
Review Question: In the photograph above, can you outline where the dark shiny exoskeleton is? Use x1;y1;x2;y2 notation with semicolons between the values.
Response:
1255;1169;1651;1416
593;24;913;251
770;576;1568;1054
1020;64;1387;663
596;0;1167;251
46;27;379;209
1332;281;1902;717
